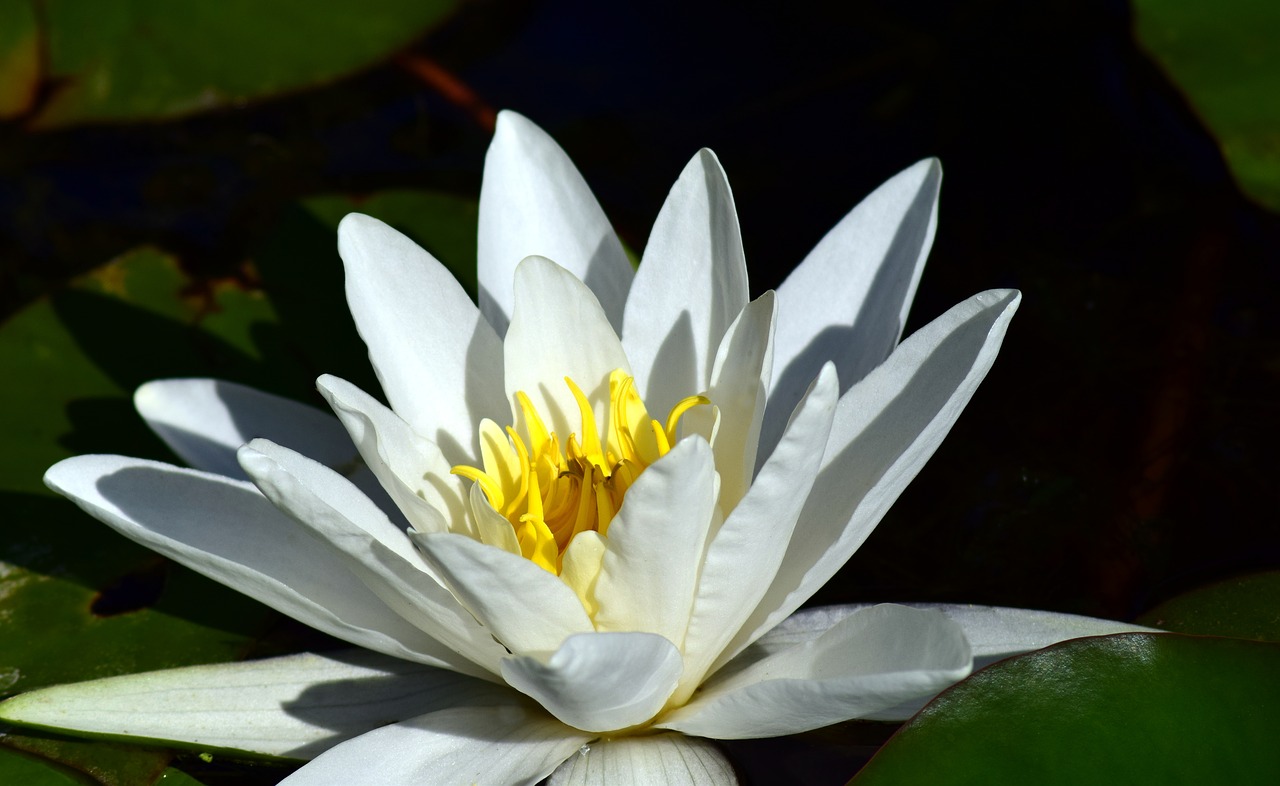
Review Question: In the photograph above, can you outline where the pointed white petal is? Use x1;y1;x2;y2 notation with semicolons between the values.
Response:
623;149;749;412
0;650;517;758
757;603;1159;661
726;290;1020;661
338;213;507;464
317;375;471;538
658;605;970;738
134;378;354;480
703;292;775;511
43;455;448;665
593;437;717;644
677;365;838;701
504;256;630;437
478;111;633;336
550;732;738;786
416;533;593;655
281;705;591;786
502;632;682;732
238;439;508;677
763;159;941;460
748;602;1159;721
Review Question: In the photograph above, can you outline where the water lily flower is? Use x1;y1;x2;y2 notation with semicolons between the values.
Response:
3;113;1150;784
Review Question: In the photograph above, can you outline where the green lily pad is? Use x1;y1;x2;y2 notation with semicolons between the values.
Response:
1133;0;1280;211
850;633;1280;785
1138;571;1280;642
22;0;460;127
0;0;39;118
0;746;89;786
0;247;313;781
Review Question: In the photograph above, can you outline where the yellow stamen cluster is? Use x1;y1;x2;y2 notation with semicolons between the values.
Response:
452;370;710;574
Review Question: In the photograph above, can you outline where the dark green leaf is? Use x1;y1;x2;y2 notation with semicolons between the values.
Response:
1133;0;1280;211
0;0;39;117
0;247;302;780
29;0;460;127
1138;571;1280;642
850;634;1280;785
0;745;91;786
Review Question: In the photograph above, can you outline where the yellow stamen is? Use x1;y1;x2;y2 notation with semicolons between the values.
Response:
451;370;710;574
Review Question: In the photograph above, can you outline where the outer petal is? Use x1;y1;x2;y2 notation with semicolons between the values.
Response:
623;149;749;414
762;159;941;461
317;374;470;537
0;650;516;759
281;704;591;786
658;605;971;739
43;455;448;666
134;378;354;480
702;292;775;511
675;364;838;702
238;439;508;677
749;603;1159;721
338;213;507;464
478;110;633;336
502;632;683;733
592;437;718;645
550;732;738;786
416;533;593;656
723;290;1020;665
504;256;631;437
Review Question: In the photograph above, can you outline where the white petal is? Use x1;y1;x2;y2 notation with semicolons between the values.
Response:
478;111;633;336
338;213;507;464
281;704;591;786
504;256;631;437
416;533;593;655
658;605;970;738
763;159;941;460
703;292;775;511
317;375;471;538
751;602;1159;720
0;650;517;758
238;439;508;677
593;437;718;645
623;149;749;413
502;632;683;733
134;378;354;480
676;364;838;701
550;732;738;786
43;455;448;665
725;290;1020;661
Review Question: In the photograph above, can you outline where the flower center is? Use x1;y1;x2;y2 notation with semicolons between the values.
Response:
452;370;709;574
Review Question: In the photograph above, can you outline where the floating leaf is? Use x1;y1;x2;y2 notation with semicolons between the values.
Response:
850;633;1280;785
0;247;307;780
1138;570;1280;642
0;0;39;118
0;746;89;786
23;0;460;127
1133;0;1280;211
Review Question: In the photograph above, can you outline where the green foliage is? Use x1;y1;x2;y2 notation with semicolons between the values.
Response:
851;634;1280;785
2;0;459;126
1134;0;1280;211
1138;571;1280;642
0;190;478;781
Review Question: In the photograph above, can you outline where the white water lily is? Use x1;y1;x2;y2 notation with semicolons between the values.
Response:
3;113;1152;784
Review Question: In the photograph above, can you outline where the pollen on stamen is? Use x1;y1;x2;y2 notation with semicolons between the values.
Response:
450;369;711;574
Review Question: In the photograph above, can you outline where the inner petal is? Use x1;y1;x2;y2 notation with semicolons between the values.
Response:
451;370;710;575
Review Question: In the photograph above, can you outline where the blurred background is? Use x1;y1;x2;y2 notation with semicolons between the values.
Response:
1;0;1278;783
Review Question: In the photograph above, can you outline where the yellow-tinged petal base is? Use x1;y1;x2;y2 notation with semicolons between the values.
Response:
453;370;709;575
